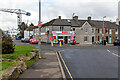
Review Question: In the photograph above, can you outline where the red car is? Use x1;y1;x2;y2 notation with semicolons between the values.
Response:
71;39;76;45
29;39;38;44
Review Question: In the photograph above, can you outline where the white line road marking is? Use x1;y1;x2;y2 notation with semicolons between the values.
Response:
107;49;120;57
61;50;64;51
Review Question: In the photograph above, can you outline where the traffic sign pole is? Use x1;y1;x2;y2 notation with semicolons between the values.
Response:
38;0;41;58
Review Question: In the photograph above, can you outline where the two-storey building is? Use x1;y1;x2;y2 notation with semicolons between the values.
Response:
36;16;119;44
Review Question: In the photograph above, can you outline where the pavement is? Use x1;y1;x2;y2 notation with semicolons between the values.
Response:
18;50;62;79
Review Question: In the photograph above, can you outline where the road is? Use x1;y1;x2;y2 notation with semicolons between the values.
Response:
14;40;119;79
60;47;119;79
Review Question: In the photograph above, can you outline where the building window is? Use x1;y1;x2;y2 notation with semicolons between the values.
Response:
92;28;94;33
98;28;99;33
109;29;112;34
100;28;102;34
84;36;88;42
60;26;64;31
98;36;100;41
115;29;118;34
85;29;88;33
100;36;102;42
116;36;118;39
105;28;108;34
73;28;75;31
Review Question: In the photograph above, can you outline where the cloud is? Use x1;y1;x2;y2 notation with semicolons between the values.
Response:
0;0;119;30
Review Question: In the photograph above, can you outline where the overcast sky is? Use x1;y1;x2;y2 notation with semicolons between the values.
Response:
0;0;119;30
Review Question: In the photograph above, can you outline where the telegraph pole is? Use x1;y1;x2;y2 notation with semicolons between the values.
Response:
38;0;41;58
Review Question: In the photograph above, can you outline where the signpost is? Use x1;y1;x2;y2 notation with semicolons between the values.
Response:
38;0;42;58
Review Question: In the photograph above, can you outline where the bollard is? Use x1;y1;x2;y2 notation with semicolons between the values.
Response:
60;41;62;47
51;41;53;46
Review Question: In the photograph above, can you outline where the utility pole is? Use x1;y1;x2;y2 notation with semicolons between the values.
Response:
38;0;41;58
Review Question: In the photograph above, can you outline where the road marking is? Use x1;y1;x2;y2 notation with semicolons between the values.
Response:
56;52;66;79
107;49;120;57
58;51;74;80
61;50;64;51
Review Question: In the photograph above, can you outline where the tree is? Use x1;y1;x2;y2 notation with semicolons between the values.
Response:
0;29;15;54
18;22;28;38
29;23;34;27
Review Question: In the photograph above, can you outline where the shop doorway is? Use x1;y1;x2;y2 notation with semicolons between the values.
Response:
64;36;68;44
106;36;108;43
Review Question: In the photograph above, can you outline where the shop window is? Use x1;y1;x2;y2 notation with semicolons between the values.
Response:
84;36;88;42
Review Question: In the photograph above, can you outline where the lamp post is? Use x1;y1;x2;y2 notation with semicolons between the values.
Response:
38;0;41;58
102;16;106;45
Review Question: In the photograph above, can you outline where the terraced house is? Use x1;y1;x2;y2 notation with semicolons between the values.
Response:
40;16;119;44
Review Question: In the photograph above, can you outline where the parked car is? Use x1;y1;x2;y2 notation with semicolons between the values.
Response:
15;35;21;40
70;39;76;45
21;38;25;42
24;38;30;43
113;39;120;46
29;39;38;44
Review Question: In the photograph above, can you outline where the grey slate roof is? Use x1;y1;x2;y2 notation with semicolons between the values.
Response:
43;18;119;28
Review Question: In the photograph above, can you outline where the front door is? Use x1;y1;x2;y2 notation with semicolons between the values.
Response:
109;36;112;43
92;36;94;43
106;36;108;43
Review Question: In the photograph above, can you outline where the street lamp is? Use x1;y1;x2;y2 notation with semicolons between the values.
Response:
102;16;106;45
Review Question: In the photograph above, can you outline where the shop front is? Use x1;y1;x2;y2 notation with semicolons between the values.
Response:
52;31;75;44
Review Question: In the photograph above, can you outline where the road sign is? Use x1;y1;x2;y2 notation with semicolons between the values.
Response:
38;24;43;28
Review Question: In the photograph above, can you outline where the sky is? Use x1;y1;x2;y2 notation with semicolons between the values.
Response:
0;0;119;30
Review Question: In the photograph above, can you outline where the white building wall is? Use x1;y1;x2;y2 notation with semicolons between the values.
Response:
24;30;33;38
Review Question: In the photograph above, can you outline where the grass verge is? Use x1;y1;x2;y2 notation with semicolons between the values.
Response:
25;59;36;67
2;45;37;60
0;61;20;71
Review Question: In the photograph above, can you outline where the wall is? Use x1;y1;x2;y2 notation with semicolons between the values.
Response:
75;22;95;44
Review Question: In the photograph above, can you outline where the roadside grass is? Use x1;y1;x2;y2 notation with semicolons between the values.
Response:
0;61;20;71
25;58;36;67
2;45;37;60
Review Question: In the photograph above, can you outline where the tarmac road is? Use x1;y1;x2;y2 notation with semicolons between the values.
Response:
60;47;119;79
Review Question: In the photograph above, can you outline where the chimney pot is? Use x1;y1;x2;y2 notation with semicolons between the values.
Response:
88;16;91;21
58;16;61;19
73;16;78;20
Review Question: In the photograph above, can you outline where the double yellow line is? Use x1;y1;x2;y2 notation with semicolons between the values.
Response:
58;51;74;80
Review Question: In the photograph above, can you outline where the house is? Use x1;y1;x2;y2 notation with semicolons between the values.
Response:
36;16;119;44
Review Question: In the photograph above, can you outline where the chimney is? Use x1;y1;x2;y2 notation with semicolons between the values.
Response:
58;16;61;19
73;16;78;20
116;18;119;25
88;16;91;21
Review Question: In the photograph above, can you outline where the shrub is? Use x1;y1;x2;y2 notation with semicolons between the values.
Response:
2;36;15;54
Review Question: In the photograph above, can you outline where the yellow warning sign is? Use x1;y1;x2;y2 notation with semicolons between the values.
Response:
39;36;41;39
